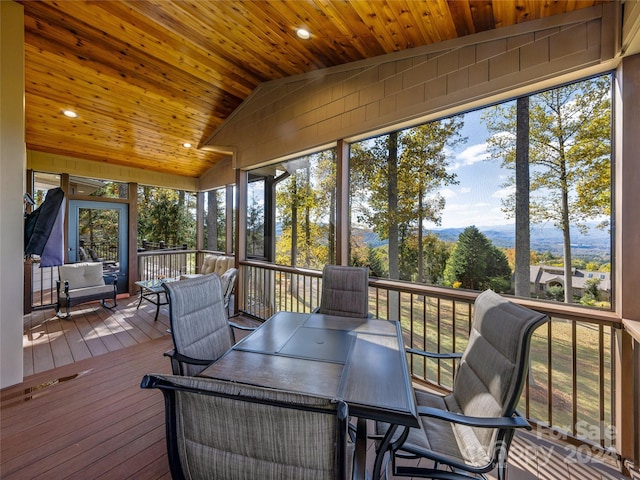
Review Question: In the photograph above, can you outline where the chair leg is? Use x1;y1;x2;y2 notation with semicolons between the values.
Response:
101;298;117;310
497;460;508;480
57;303;71;319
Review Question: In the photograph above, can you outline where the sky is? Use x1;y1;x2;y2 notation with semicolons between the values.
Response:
427;108;514;230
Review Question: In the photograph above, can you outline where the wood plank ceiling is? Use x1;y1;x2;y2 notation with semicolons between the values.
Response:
21;0;604;179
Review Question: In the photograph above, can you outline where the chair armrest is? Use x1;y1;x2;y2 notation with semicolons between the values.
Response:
163;349;214;367
417;406;532;430
103;273;118;286
406;347;463;360
228;321;257;332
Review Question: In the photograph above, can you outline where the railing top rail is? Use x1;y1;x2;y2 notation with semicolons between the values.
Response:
239;259;321;278
238;259;622;328
138;249;198;257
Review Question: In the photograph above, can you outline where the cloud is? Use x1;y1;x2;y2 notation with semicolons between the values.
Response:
492;185;514;199
440;188;457;199
450;143;490;170
433;201;511;228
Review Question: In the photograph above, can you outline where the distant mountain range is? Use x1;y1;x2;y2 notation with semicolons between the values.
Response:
354;223;611;261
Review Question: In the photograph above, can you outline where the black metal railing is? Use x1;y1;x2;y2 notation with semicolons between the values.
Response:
238;259;621;456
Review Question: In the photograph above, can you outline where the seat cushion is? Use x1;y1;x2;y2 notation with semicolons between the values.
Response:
199;255;234;276
213;256;234;276
200;255;218;274
376;388;491;468
59;284;115;306
59;262;105;289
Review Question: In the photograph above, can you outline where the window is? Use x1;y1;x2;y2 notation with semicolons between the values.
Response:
349;74;612;307
247;178;266;259
70;176;128;199
247;148;337;267
274;150;337;268
204;187;227;252
137;186;197;249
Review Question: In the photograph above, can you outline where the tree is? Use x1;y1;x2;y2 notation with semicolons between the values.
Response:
484;75;611;303
580;277;602;305
351;117;463;282
137;186;196;248
206;190;219;250
247;185;264;257
443;226;511;292
399;118;463;282
514;96;531;297
206;189;226;251
275;152;335;269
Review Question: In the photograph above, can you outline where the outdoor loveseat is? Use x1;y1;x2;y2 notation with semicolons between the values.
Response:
56;262;117;318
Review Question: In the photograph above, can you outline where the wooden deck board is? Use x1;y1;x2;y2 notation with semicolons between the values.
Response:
1;335;172;479
74;308;112;357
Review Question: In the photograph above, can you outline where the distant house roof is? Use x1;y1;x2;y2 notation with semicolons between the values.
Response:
530;265;611;292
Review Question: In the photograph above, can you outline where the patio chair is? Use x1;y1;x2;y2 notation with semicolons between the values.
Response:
220;267;237;317
140;373;361;480
56;262;117;318
374;289;548;480
162;274;254;376
316;264;370;318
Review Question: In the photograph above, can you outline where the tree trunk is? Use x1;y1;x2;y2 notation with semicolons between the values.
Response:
207;191;218;250
328;181;335;265
561;185;573;303
388;132;399;280
387;133;400;320
417;190;424;283
291;176;298;267
514;97;531;297
304;166;311;266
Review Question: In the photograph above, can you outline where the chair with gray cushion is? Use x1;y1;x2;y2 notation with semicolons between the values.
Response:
163;274;234;376
317;264;370;318
220;267;238;317
56;262;117;318
141;373;361;480
374;289;548;480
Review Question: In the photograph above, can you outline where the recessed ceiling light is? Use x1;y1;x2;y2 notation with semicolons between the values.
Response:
182;142;192;148
62;109;78;118
296;28;311;40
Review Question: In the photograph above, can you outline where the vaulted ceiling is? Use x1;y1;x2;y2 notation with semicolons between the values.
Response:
21;0;605;179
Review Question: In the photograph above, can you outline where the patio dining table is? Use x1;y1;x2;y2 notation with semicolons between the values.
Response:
198;310;419;479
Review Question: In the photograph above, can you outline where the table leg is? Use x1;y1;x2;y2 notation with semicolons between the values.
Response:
136;289;144;310
154;292;161;321
354;417;368;480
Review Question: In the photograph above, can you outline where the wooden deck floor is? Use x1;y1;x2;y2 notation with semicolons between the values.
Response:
1;298;631;479
22;294;172;376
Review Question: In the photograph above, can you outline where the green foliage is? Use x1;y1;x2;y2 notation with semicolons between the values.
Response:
274;151;336;269
365;246;387;278
204;188;226;252
247;183;265;257
350;116;464;280
484;75;612;302
546;285;565;301
137;186;196;248
443;226;511;292
580;277;602;306
484;75;612;232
